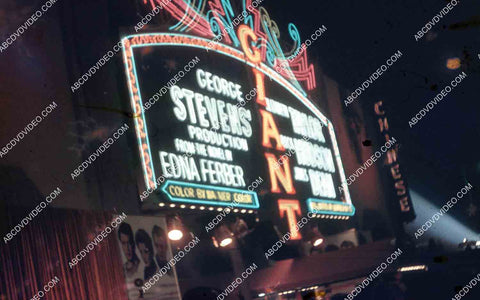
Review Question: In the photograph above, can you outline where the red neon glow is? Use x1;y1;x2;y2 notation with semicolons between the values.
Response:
386;149;397;165
276;52;317;91
278;199;302;240
240;2;269;63
123;38;156;189
265;153;296;194
399;196;411;211
390;164;401;180
260;110;285;151
394;180;407;196
252;69;266;106
138;0;317;90
238;24;261;64
374;101;386;115
145;0;213;37
142;144;154;187
378;117;389;132
374;101;389;132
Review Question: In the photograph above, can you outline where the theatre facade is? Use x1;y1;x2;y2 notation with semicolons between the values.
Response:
0;0;412;299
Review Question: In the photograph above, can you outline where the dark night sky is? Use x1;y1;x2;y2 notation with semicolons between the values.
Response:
266;0;480;233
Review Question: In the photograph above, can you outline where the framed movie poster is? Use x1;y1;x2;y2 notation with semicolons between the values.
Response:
116;215;182;300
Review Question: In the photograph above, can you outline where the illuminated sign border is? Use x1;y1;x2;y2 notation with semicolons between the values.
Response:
121;33;353;211
306;198;355;217
161;180;260;209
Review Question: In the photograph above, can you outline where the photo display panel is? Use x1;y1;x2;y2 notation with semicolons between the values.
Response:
123;33;354;218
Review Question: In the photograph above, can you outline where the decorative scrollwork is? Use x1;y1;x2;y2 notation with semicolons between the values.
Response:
138;0;316;91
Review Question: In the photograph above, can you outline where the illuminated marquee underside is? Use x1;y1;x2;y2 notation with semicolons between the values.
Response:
122;33;354;218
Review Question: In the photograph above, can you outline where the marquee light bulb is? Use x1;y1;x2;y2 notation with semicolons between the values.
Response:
214;224;234;248
168;229;183;241
220;237;233;247
313;238;324;247
446;57;461;70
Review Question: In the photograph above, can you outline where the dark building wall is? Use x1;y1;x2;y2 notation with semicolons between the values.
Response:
0;1;92;210
0;0;142;214
323;75;393;239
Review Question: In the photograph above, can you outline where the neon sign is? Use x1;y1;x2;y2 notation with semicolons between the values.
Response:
162;180;259;208
278;199;303;240
374;101;415;222
123;0;354;223
138;0;316;93
307;198;355;217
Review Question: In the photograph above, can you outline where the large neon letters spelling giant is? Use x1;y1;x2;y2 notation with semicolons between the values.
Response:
239;25;301;239
278;199;303;240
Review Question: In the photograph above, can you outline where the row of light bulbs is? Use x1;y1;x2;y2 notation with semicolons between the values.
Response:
397;265;428;272
315;214;350;220
159;202;255;214
257;285;320;298
256;265;428;299
163;204;329;249
160;202;351;219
